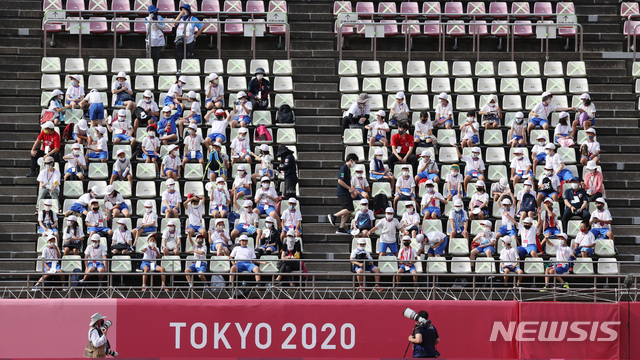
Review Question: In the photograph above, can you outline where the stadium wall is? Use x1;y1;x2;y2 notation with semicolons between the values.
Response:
0;299;637;359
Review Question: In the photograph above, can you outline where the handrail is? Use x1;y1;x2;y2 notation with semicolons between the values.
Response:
43;18;291;60
625;14;640;53
631;22;640;62
337;19;582;62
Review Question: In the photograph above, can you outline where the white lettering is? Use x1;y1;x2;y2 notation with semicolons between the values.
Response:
321;323;337;350
281;323;296;350
491;321;621;342
589;322;599;341
599;322;620;341
214;323;231;349
538;321;568;341
302;323;317;349
567;321;590;341
235;323;252;349
190;323;207;349
255;323;271;349
170;322;187;349
490;321;516;342
516;322;538;341
340;323;356;349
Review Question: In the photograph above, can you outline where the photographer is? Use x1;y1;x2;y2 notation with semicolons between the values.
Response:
408;310;440;358
84;312;118;358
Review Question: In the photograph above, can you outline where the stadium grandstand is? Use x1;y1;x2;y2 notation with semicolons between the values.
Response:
1;0;640;358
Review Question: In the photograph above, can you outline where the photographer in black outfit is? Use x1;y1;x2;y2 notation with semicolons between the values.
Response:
408;310;440;358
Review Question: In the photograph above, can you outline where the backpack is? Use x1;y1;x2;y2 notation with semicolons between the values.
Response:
539;176;553;193
276;104;294;124
62;123;75;141
40;110;55;124
520;192;537;212
355;211;372;230
255;125;272;141
373;193;389;215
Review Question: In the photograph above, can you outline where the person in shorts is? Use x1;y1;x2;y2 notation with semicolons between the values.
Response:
108;108;135;147
230;200;260;242
448;199;469;242
162;219;182;256
230;235;264;283
350;238;382;291
460;111;479;149
470;220;496;262
396;235;419;286
516;217;538;258
421;231;448;258
161;178;182;218
421;179;447;220
184;193;207;241
185;234;208;286
161;144;181;180
327;153;358;234
366;109;390;147
415;150;439;184
478;94;501;129
230;91;253;128
85;199;112;238
181;123;205;166
209;218;231;256
132;200;157;248
499;236;523;287
541;233;574;291
434;92;453;128
140;234;168;291
63;143;86;181
86;89;105;127
369;207;404;256
85;126;108;163
82;234;108;283
210;177;231;218
62;215;84;255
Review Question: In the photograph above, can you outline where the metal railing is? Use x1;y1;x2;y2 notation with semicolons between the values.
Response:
629;22;640;61
625;14;640;54
43;17;291;59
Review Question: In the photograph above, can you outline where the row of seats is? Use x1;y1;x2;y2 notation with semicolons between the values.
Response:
45;0;287;15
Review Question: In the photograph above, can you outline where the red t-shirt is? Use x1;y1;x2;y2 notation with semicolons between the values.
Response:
37;131;61;152
390;133;414;154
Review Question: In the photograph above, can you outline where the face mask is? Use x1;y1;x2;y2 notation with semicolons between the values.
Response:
238;170;245;176
262;183;269;189
385;214;393;220
455;207;462;212
58;95;64;101
217;184;224;190
516;118;523;123
145;98;151;103
256;74;263;80
244;207;251;212
420;118;428;123
588;136;594;140
168;185;175;191
467;117;474;122
47;242;54;248
580;228;588;234
516;155;523;160
287;237;295;248
188;129;195;136
145;208;152;213
545;150;551;155
484;227;491;233
44;205;52;211
163;114;171;119
266;222;272;228
523;225;532;230
538;141;546;146
398;130;405;135
571;184;578;190
361;206;368;211
119;225;125;230
349;161;356;168
451;171;459;176
212;79;218;85
197;240;204;246
440;100;446;105
426;187;434;193
148;131;155;137
168;226;175;233
119;157;126;163
402;171;409;177
73;150;80;156
149;242;156;248
358;245;366;251
375;155;382;160
93;242;99;248
472;153;479;159
407;207;414;214
356;172;363;178
545;170;553;176
525;185;532;192
403;242;411;247
477;188;484;193
289;205;295;210
377;117;384;123
217;225;224;231
597;205;604;210
72;80;78;86
46;164;52;170
92;206;99;211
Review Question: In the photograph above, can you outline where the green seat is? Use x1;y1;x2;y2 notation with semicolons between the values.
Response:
111;144;132;160
180;59;201;75
448;238;469;256
161;255;182;272
520;61;540;77
422;220;443;234
483;130;503;146
573;258;594;275
41;57;61;74
454;78;474;94
343;128;363;145
362;77;382;93
136;163;156;180
88;163;108;179
226;59;247;75
62;255;82;272
252;110;272;127
111;255;132;272
183;163;203;180
474;61;495;77
158;75;176;91
88;58;108;74
546;78;566;95
378;255;398;273
272;59;292;76
474;258;496;274
113;181;132;198
276;128;296;145
566;61;586;77
487;165;507;182
595;239;615;257
524;258;544;274
427;257;447;274
274;93;293;108
338;60;358;76
63;181;84;198
408;77;428;93
429;61;449;77
209;256;231;272
134;58;154;74
260;255;279;273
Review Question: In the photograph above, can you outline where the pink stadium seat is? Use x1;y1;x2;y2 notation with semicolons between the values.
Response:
201;0;221;15
333;1;352;15
491;20;509;37
89;17;108;33
269;23;286;35
43;0;63;11
423;20;442;36
533;2;553;19
381;20;399;36
514;20;533;37
133;18;147;34
399;2;419;18
111;18;131;33
356;19;371;35
469;20;488;36
269;0;288;13
446;21;465;36
111;0;131;13
511;2;530;19
422;2;441;18
334;20;355;35
157;0;176;14
402;20;420;36
378;2;397;17
225;18;244;34
224;0;243;15
246;1;265;14
133;0;152;15
356;2;375;18
621;2;640;18
88;0;108;12
557;2;576;15
623;21;640;36
66;0;85;13
444;2;464;18
180;0;199;12
43;20;63;33
202;19;219;34
488;2;508;19
466;2;486;17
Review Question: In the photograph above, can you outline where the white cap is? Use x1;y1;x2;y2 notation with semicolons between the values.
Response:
167;144;179;152
89;234;100;242
116;218;127;225
288;197;297;204
475;180;485;188
472;147;481;153
513;148;523;154
580;93;590;100
586;160;597;170
90;198;99;204
543;197;553;204
536;134;546;140
501;198;512;205
260;144;269;152
453;199;463;207
68;215;78;222
374;148;384;156
499;178;508;187
544;163;554;170
595;197;606;204
559;111;569;119
545;143;556;150
187;90;197;99
237;164;246;171
488;94;497;103
524;179;533;186
438;92;448;100
385;207;395;214
216;177;225;183
515;111;524;119
143;90;153;97
243;200;253;207
265;216;274;223
44;199;53;206
91;185;100;194
208;73;219;80
542;91;552;98
260;176;270;182
482;220;492;227
237;91;247;98
376;109;386;118
239;234;249;241
424;179;434;186
96;126;106;134
77;119;88;130
188;123;198;130
117;71;126;78
72;143;81;149
168;219;177;226
523;217;533;224
401;164;410;169
41;121;55;129
69;74;81;81
162;106;172;113
502;236;512;244
116;149;125;156
402;235;411;241
355;165;364;172
421;150;431;157
416;234;424;243
586;128;596;134
52;89;64;96
47;233;57;241
106;185;114;194
238;127;248;133
357;238;367;244
287;229;295;236
395;91;405;99
213;141;222;147
166;178;176;185
557;233;568;239
144;200;154;207
178;75;187;83
360;198;368;205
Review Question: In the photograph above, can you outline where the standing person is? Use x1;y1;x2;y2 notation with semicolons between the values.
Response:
540;233;574;291
571;93;596;138
277;145;298;197
418;231;448;258
174;4;204;73
408;311;440;358
27;121;60;177
32;234;63;291
84;313;118;358
389;121;418;174
341;93;371;134
111;72;135;114
146;5;168;68
247;67;270;110
36;156;60;209
327;153;358;234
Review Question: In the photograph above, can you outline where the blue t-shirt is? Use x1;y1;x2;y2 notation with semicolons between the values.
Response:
336;163;351;196
413;324;439;358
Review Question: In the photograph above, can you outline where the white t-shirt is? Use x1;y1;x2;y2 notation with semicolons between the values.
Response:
350;247;373;260
66;85;85;101
553;244;572;266
418;159;438;174
162;228;181;248
210;229;231;245
186;202;205;227
209;119;228;133
281;208;303;228
211;188;230;208
461;155;485;172
379;218;402;243
461;120;479;140
162;154;181;171
111;80;132;93
573;231;596;248
401;211;420;227
77;193;93;206
510;157;531;173
38;209;58;225
231;246;256;261
167;83;183;99
142;244;160;261
531;143;546;156
112;229;132;245
206;83;224;101
582;140;600;156
192;244;207;261
435;102;453;119
351;176;369;191
346;102;370;118
391;101;410;116
445;172;463;192
162;189;182;208
232;174;252;190
518;223;536;247
546;153;565;173
538;174;561;192
531;103;557;120
137;99;159;113
500;206;516;230
500;247;519;267
141;211;158;227
94;137;108;152
37;169;61;191
420;191;446;208
230;136;250;156
590;209;612;229
239;210;259;225
86;90;103;104
398;246;418;265
576;102;596;119
470;192;489;209
183;134;204;153
142;136;160;153
254;187;277;207
85;210;107;227
104;192;124;207
66;153;86;170
234;100;252;116
414;119;433;137
111;119;132;136
190;101;201;117
425;231;446;248
42;246;60;261
396;175;415;193
554;123;571;137
85;244;107;263
113;158;130;174
369;120;389;138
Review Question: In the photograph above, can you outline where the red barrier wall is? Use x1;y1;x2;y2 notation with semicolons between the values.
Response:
0;299;637;359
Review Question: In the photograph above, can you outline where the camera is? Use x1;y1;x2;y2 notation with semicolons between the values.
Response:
403;308;430;326
100;320;113;332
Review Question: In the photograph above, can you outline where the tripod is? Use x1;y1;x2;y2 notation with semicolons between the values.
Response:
403;324;420;358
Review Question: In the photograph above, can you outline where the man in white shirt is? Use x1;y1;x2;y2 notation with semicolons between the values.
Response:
589;197;614;240
369;207;405;256
82;234;108;282
541;233;574;291
230;235;264;283
499;236;523;287
185;234;208;286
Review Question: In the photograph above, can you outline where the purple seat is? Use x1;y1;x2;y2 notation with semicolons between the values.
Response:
89;17;108;34
423;20;442;36
133;0;152;15
356;2;374;18
511;2;530;19
444;2;464;19
488;2;508;19
400;2;419;18
446;20;465;36
466;2;486;17
269;0;288;13
491;20;509;37
65;0;85;13
334;20;355;35
381;19;399;36
533;2;553;19
469;20;488;36
88;0;108;12
422;2;441;19
402;19;420;35
202;19;219;35
514;20;533;37
378;2;397;17
133;18;147;34
246;1;265;14
225;18;244;34
44;0;62;11
180;0;199;13
111;18;130;33
333;1;352;15
224;0;243;15
623;21;640;36
111;0;131;13
201;0;221;15
157;0;176;14
621;2;640;18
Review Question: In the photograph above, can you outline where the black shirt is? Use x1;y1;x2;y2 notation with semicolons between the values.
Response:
336;163;351;196
564;188;588;208
413;323;439;358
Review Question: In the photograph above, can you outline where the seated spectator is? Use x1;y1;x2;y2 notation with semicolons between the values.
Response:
110;218;132;255
470;220;495;263
209;218;232;256
186;234;208;286
350;238;382;291
229;91;253;128
369;148;395;190
247;68;270;110
27;121;60;177
205;141;230;182
516;179;537;220
528;92;571;134
456;145;486;193
572;220;596;258
85;126;108;163
251;144;274;184
499;236;522;287
132;201;157;247
389;91;410;126
232;164;252;207
162;219;181;256
139;234;167;291
545;143;574;182
85;199;112;239
327;154;358;234
448;199;469;242
82;234;108;283
531;134;548;176
64;186;100;217
415;151;439;184
396;235;419;286
580;128;600;165
230;127;252;165
540;233;573;291
157;105;182;145
253;176;280;223
554;112;574;148
444;164;463;201
394;164;416;208
590;197;614;240
177;91;201;136
164;76;187;110
571;93;596;138
161;178;182;218
414;110;435;148
562;177;590;231
184;194;207;241
509;112;527;148
478;94;501;129
469;180;489;220
110;149;133;186
496;195;518;240
36;156;60;209
32;234;63;291
419;231;448;258
204;109;229;147
108;109;136;147
63;143;86;181
73;119;91;146
161;144;181;180
351;198;374;238
181;123;205;166
62;215;84;255
38;199;58;240
210;177;231;218
366;110;390;148
205;73;224;110
510;148;534;188
459;111;479;149
389;121;418;174
341;93;371;134
47;89;69;125
536;163;560;205
277;144;299;197
537;197;561;237
141;123;161;173
104;184;130;219
434;92;453;129
276;230;302;286
516;217;538;258
421;180;447;220
230;235;263;283
401;202;420;238
491;178;510;203
256;217;282;258
66;74;86;110
583;160;603;202
370;207;404;256
231;200;260;242
281;197;302;240
135;90;160;134
351;165;370;200
112;71;135;114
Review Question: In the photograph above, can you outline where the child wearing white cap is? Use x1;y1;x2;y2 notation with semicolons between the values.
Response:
104;184;130;219
165;76;188;109
82;233;108;282
389;91;410;125
86;199;113;238
537;197;560;237
571;93;596;138
460;111;479;149
111;149;133;185
448;199;469;242
350;237;382;291
62;143;87;181
73;119;91;146
470;220;496;262
351;165;370;200
528;92;570;134
351;199;374;237
545;143;573;181
142;124;161;175
540;233;573;291
161;179;182;218
250;144;274;184
181;123;205;166
369;207;405;256
204;108;230;147
111;71;135;113
209;218;232;256
415;150;440;184
516;217;538;258
400;202;420;238
162;219;182;256
108;109;135;147
589;198;614;240
62;215;84;255
554;112;574;148
65;74;86;110
536;163;560;205
530;133;548;175
579;128;600;165
369;148;395;189
583;160;603;201
230;91;253;128
516;179;537;220
454;144;486;193
132;200;158;246
161;144;181;180
209;177;231;218
499;236;523;287
420;179;447;219
47;89;69;125
396;235;418;285
205;73;224;110
253;176;280;222
184;194;207;241
32;235;63;290
365;110;390;148
177;91;201;135
230;127;252;165
394;165;416;208
111;219;133;254
281;198;302;240
230;201;260;241
469;180;489;220
435;92;453;129
85;126;108;163
510;147;534;188
136;90;160;131
478;94;501;129
157;103;183;145
509;111;527;148
38;199;58;240
232;164;253;206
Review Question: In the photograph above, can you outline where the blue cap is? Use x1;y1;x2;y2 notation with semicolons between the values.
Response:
180;3;192;12
148;4;159;13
